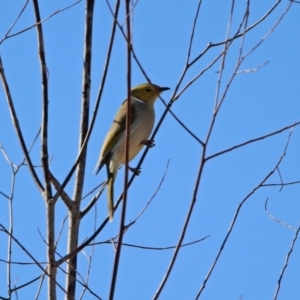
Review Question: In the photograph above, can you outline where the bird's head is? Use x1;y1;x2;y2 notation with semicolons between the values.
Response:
130;83;170;104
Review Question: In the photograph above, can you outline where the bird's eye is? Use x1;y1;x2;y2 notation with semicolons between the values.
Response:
145;88;151;92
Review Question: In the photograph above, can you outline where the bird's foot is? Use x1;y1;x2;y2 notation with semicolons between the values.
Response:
142;139;155;147
129;166;141;175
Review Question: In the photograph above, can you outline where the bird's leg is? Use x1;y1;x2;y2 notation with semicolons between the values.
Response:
128;166;141;175
141;139;155;147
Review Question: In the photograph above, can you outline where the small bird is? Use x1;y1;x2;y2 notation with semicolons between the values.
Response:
95;83;170;221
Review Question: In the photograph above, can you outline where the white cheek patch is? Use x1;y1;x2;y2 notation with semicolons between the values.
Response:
131;97;145;104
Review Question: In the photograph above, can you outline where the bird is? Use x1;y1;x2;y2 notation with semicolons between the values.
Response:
95;83;170;221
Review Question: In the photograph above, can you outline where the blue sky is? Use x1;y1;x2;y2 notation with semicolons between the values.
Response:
1;0;300;299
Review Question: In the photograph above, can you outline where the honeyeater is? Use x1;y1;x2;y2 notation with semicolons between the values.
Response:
95;83;170;221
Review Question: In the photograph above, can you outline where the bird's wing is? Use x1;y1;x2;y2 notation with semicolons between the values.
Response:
95;99;137;173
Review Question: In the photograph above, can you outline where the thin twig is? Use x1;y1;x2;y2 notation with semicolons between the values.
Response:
55;215;69;250
81;183;106;218
0;0;81;45
0;143;17;298
186;0;203;64
214;0;236;109
81;181;105;201
273;223;300;300
1;0;30;42
92;235;210;250
206;122;300;161
133;160;169;222
188;0;283;67
264;198;296;231
173;50;223;103
262;180;300;188
10;275;42;293
49;171;73;208
235;60;269;73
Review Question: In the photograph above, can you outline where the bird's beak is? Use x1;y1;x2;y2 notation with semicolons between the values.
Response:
158;86;170;92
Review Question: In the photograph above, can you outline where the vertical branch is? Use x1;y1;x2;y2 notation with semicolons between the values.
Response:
205;0;247;148
32;0;55;299
273;223;300;300
7;168;15;299
0;145;16;299
66;0;95;298
53;0;121;269
186;0;203;64
52;0;120;202
109;0;131;299
214;0;235;110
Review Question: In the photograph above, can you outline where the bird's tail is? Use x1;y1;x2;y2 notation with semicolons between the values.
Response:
94;159;104;175
106;162;117;221
107;176;114;221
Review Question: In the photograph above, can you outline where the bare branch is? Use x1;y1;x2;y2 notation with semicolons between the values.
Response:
0;0;30;43
0;190;10;199
273;224;300;300
55;215;69;250
81;183;106;218
188;0;283;67
206;122;300;161
66;0;95;296
93;235;210;251
186;0;203;64
32;1;56;298
10;275;42;293
49;171;73;208
109;1;132;299
262;181;300;188
0;0;81;45
133;160;169;222
235;60;269;74
241;2;293;62
265;198;296;231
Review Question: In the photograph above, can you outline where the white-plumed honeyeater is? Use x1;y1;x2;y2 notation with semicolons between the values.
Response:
95;83;170;221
